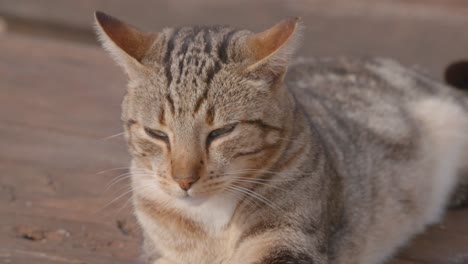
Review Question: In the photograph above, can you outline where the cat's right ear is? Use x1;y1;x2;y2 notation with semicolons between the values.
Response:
244;17;301;82
94;11;157;77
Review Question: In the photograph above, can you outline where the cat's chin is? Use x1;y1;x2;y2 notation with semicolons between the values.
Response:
177;194;209;206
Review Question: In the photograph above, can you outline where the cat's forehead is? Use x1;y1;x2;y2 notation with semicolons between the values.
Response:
136;26;258;122
155;25;247;88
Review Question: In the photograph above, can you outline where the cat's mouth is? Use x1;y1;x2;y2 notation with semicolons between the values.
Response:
177;192;208;206
170;185;223;205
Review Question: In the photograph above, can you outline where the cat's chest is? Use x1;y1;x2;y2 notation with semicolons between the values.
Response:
135;194;240;263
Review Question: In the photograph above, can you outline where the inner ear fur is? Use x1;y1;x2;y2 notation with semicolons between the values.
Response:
245;17;301;78
94;11;157;74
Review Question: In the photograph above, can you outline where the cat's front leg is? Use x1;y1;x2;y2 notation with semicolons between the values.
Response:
230;234;328;264
255;249;325;264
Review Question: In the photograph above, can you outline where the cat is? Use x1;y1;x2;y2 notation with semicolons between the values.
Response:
94;11;468;264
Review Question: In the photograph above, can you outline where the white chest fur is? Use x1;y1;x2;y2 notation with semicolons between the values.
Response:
175;193;240;235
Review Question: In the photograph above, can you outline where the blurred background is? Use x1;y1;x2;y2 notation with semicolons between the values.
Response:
1;1;467;263
2;0;468;77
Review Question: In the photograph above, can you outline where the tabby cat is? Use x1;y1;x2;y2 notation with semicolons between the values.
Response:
94;11;468;264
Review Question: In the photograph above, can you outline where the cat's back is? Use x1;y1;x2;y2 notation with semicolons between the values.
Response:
285;57;451;156
286;57;448;114
284;56;464;197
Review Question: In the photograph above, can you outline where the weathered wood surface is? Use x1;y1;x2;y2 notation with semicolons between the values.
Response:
0;33;140;263
0;1;468;263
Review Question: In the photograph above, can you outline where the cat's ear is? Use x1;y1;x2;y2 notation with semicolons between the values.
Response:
94;11;157;76
245;17;301;81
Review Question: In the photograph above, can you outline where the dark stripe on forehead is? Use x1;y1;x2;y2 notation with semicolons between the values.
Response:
206;61;222;87
205;106;215;125
197;59;206;75
218;29;237;64
164;28;181;87
176;30;195;85
158;106;166;125
166;94;175;114
194;61;222;113
203;28;212;54
194;89;208;114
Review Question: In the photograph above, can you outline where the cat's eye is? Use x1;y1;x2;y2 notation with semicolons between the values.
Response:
144;127;168;140
208;124;237;140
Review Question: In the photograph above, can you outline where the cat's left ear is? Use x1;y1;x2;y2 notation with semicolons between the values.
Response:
94;11;157;77
244;17;301;81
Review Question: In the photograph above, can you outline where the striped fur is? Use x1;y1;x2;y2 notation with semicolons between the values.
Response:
95;12;468;264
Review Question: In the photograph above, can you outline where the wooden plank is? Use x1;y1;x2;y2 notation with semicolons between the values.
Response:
397;210;468;263
0;33;139;263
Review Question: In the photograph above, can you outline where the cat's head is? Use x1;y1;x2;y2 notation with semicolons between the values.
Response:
95;12;301;202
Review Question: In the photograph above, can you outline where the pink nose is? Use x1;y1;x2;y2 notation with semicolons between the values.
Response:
174;177;199;191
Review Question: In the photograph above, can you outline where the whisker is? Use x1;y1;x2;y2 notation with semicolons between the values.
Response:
96;167;132;175
101;132;125;141
224;188;259;211
220;174;297;182
104;171;155;191
226;185;272;211
230;178;290;192
223;168;305;175
227;185;285;213
98;184;154;213
273;136;307;146
104;172;132;190
224;188;253;210
104;184;158;218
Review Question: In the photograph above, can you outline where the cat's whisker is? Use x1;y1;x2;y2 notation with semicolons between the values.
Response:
227;185;285;214
104;175;132;192
223;188;243;200
104;171;155;191
230;178;290;192
224;187;260;211
98;189;134;213
223;188;258;211
273;136;307;146
223;168;305;175
220;173;297;182
227;185;279;213
99;184;156;213
96;166;132;175
101;131;125;141
103;172;133;189
108;184;160;217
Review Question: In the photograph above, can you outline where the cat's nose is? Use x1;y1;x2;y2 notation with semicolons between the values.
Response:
174;176;199;191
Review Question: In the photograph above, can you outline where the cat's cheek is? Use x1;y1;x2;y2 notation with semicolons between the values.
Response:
206;150;229;168
130;148;169;174
265;130;281;145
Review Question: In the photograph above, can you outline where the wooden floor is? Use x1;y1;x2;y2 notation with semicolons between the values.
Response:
0;1;467;263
